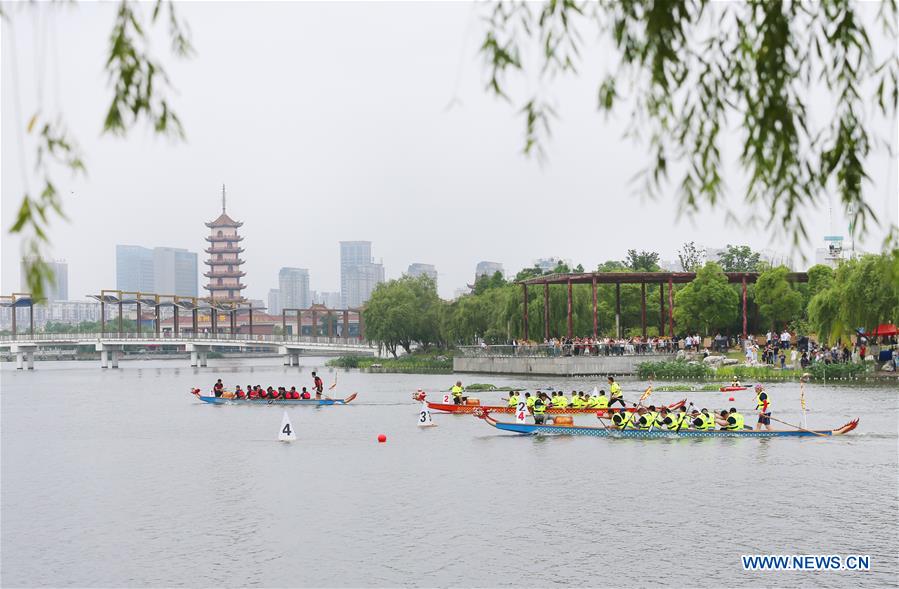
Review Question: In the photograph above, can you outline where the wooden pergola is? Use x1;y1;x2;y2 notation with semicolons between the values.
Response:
517;271;809;340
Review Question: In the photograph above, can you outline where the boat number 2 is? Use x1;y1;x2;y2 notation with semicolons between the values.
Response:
282;424;292;436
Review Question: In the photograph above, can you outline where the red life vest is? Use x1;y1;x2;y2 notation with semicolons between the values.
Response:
249;390;258;399
301;391;311;399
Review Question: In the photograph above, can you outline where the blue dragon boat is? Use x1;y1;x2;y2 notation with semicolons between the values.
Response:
474;409;858;438
192;390;357;406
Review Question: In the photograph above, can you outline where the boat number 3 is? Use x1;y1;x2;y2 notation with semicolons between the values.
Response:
419;411;428;423
282;424;292;436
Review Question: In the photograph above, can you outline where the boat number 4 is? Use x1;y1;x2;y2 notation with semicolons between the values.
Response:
282;424;293;436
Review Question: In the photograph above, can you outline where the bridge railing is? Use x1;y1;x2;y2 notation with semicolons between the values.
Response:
456;343;678;358
0;332;370;346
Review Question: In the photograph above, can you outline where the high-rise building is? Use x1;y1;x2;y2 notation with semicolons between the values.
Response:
204;186;247;303
116;246;156;293
312;290;342;309
153;247;198;296
116;245;197;296
268;289;282;316
21;258;68;301
475;261;504;281
406;263;437;285
279;267;311;309
340;241;384;308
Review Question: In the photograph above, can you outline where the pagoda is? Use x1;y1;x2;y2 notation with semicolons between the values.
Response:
204;185;246;303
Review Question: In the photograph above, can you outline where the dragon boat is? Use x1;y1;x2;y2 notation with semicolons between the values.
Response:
473;409;859;438
426;398;686;415
191;390;357;406
719;386;748;392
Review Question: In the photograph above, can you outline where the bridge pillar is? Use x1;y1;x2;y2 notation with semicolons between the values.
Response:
199;351;208;367
26;351;34;370
16;350;24;370
190;350;198;367
110;349;120;369
100;350;109;369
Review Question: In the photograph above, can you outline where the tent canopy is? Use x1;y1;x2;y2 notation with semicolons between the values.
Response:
865;323;898;337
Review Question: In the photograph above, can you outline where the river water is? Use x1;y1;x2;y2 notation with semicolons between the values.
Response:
1;357;897;588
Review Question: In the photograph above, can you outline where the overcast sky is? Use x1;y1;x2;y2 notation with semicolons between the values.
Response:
2;2;897;301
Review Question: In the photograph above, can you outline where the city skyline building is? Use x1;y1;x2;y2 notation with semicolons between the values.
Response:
279;267;311;310
204;186;247;303
475;261;504;281
406;263;437;285
21;258;68;301
312;290;342;309
267;289;282;316
340;241;384;308
116;245;198;296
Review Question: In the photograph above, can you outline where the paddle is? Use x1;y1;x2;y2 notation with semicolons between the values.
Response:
762;413;828;438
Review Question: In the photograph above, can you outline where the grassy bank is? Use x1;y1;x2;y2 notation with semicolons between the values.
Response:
637;360;871;382
327;351;453;374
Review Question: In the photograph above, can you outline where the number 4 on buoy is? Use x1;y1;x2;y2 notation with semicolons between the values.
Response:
279;411;297;442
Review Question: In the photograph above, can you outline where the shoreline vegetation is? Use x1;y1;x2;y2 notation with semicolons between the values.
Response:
636;360;877;382
327;351;453;374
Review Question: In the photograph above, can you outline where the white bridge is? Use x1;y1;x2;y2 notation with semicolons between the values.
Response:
0;333;375;369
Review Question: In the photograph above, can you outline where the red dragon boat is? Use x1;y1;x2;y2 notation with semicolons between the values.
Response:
426;398;686;415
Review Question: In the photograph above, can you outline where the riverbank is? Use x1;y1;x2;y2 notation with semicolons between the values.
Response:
328;352;453;374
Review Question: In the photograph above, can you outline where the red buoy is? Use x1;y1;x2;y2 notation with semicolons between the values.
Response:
377;434;387;443
728;396;735;402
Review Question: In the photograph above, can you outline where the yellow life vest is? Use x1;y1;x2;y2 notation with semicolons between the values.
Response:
572;397;584;409
451;385;463;398
526;396;535;408
559;396;569;408
612;412;631;429
585;397;597;408
533;398;547;414
756;392;769;412
728;412;745;430
508;394;519;407
609;382;622;398
636;413;653;430
596;395;609;409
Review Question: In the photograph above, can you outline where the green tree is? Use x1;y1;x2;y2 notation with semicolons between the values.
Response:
622;250;660;271
806;264;835;296
673;262;738;334
717;245;762;272
755;266;803;330
363;275;442;356
677;242;706;272
481;1;898;249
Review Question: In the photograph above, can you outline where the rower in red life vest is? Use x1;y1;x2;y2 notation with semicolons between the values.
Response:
289;386;298;399
312;371;324;399
248;386;259;399
235;386;246;399
301;387;311;400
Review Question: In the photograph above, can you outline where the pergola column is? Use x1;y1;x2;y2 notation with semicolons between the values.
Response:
173;305;180;335
155;305;161;336
741;275;748;339
249;307;254;337
591;276;598;339
522;284;529;340
343;310;349;342
543;282;549;340
615;283;622;338
668;277;675;337
11;304;16;337
192;308;198;333
100;301;105;336
311;310;317;338
566;279;573;339
136;303;142;335
327;311;334;339
211;308;217;334
641;282;647;338
117;301;123;336
296;310;301;340
29;303;34;337
659;282;665;336
359;311;365;341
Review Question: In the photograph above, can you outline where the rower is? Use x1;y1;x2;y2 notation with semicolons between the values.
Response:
451;381;464;405
235;386;246;399
607;376;625;407
559;393;570;409
571;392;584;409
312;372;325;399
689;409;705;430
611;409;632;429
289;386;298;399
248;386;259;399
754;384;772;431
507;391;520;408
213;379;224;398
674;406;690;431
699;408;714;430
635;407;654;430
532;393;548;424
720;408;745;430
731;375;742;387
525;392;535;409
551;392;564;408
595;390;609;410
301;387;311;400
646;405;660;429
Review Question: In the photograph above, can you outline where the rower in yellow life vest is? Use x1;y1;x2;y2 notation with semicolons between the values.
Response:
754;384;772;431
525;392;535;409
451;381;464;405
558;393;570;409
532;393;548;424
595;390;609;410
720;407;745;430
607;376;625;407
551;392;564;408
585;394;597;408
507;391;520;408
611;410;632;429
635;407;654;430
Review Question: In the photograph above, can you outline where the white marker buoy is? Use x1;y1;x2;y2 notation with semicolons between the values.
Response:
418;401;437;427
515;397;528;424
279;411;296;442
